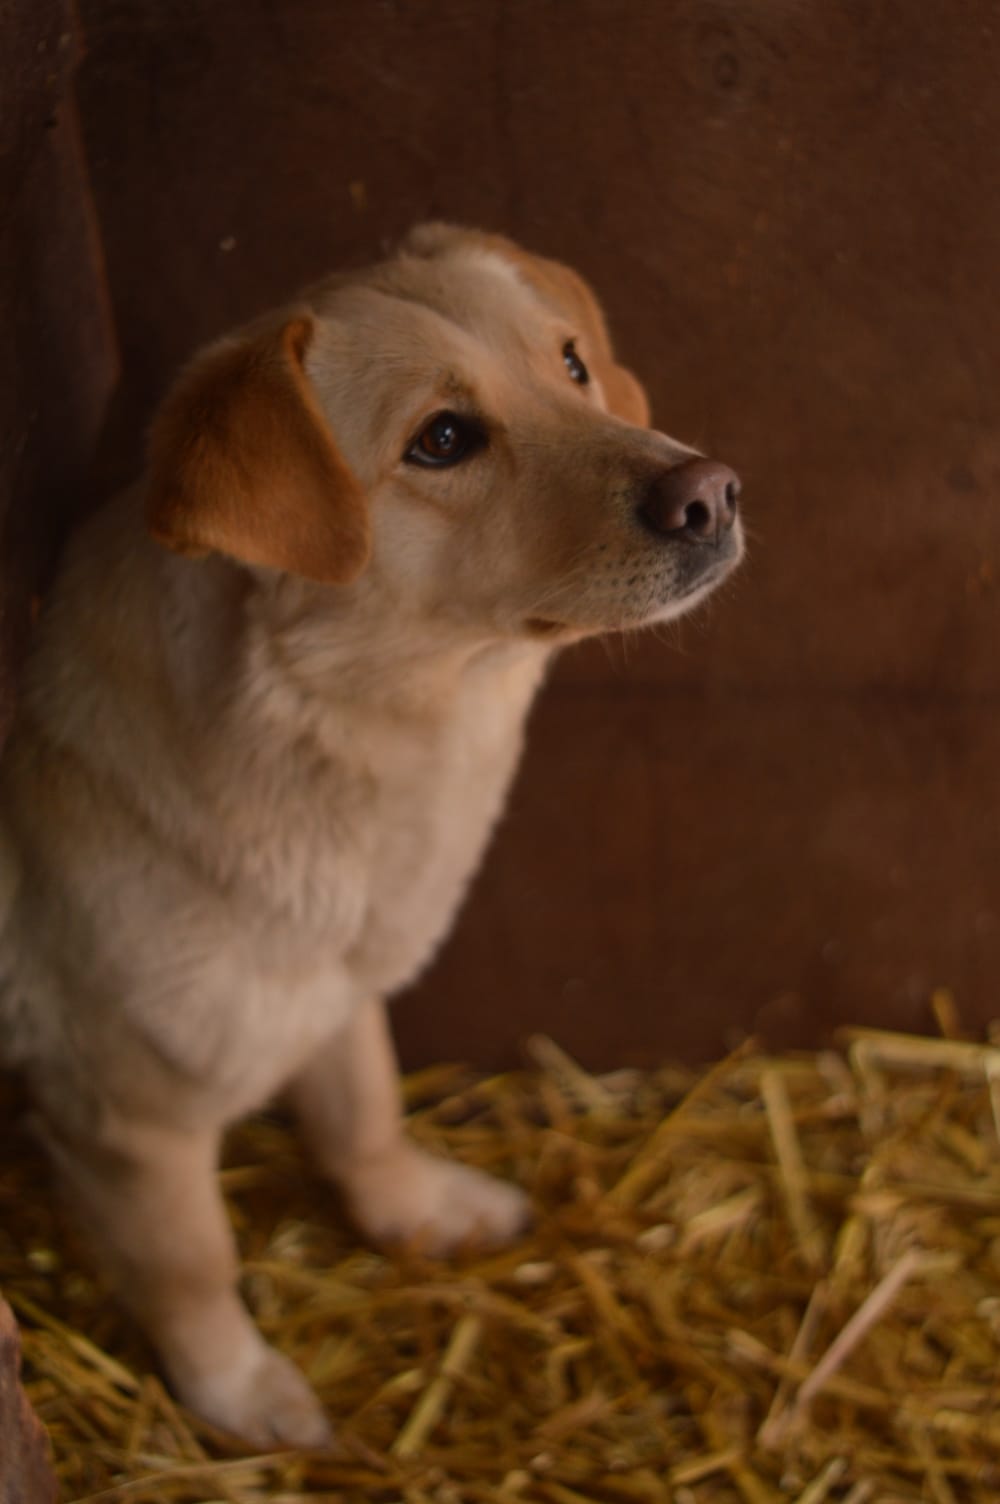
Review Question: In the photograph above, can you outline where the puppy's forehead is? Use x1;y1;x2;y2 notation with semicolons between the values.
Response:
322;243;563;357
413;246;538;324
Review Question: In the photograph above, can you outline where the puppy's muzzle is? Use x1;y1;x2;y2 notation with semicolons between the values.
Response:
637;458;741;545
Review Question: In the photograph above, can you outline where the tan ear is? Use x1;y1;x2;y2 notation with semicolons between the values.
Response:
146;314;370;584
411;226;651;428
511;250;652;427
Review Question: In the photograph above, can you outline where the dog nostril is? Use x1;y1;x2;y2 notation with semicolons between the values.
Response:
638;458;741;541
685;499;712;535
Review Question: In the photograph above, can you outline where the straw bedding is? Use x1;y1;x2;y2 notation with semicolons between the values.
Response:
2;1009;1000;1502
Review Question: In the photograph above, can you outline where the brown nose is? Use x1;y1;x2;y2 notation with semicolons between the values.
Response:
638;458;741;542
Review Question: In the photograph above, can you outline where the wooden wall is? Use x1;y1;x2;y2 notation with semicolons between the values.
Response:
0;0;117;729
4;0;1000;1065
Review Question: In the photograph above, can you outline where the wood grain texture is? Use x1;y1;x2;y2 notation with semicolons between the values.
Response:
0;0;118;740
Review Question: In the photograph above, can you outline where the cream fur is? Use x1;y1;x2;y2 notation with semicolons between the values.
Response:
0;226;742;1445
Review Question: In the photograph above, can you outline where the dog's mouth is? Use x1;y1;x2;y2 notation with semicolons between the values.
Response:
674;554;737;599
523;616;573;638
523;528;742;640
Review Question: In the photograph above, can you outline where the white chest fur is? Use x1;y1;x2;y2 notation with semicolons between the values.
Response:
0;527;553;1122
151;638;550;1114
346;642;549;995
114;630;551;1109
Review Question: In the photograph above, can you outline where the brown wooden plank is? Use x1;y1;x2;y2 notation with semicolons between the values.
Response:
0;0;119;740
398;689;1000;1066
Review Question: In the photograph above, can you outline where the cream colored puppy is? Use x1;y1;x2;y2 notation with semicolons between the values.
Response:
0;225;743;1446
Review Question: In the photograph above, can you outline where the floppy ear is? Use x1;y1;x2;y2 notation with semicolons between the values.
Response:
146;314;370;584
407;226;651;428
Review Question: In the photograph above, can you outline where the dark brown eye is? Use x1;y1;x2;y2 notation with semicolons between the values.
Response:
563;340;589;385
406;411;481;467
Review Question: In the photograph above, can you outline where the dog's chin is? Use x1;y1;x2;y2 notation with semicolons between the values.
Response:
640;563;736;627
624;530;745;630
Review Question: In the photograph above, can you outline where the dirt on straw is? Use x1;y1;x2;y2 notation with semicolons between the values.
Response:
3;1006;1000;1503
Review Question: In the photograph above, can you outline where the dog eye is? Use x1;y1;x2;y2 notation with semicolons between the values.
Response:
406;411;481;467
563;340;589;386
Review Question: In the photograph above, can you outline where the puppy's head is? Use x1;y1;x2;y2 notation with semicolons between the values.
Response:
148;225;743;640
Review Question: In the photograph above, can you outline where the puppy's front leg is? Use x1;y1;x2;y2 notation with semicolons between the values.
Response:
291;997;530;1253
41;1116;330;1448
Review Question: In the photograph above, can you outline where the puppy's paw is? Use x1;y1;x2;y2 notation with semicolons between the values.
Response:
176;1339;332;1451
345;1141;531;1255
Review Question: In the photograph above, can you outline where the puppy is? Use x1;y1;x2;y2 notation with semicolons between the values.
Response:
0;224;743;1446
